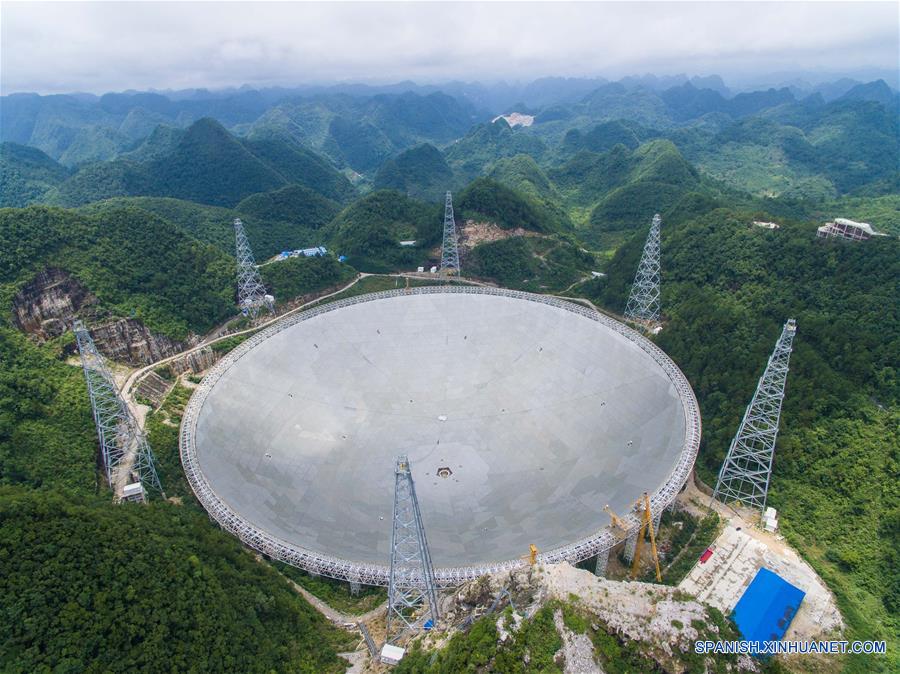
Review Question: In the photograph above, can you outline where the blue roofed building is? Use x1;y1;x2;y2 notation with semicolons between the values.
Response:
731;567;805;646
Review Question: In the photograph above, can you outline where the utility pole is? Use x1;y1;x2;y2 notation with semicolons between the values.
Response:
624;214;661;326
73;320;163;502
385;455;439;644
440;191;460;276
712;319;797;514
234;218;274;318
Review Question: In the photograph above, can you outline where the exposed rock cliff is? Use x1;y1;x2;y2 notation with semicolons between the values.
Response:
11;267;194;366
12;268;98;338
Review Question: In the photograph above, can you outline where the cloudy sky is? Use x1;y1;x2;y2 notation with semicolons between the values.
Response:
2;1;898;94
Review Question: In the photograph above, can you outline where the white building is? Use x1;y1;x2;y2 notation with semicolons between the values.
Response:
816;218;883;241
380;644;405;665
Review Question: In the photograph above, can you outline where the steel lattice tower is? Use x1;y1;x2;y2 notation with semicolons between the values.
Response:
386;455;439;644
440;191;460;275
624;214;661;325
73;320;163;501
712;319;797;513
234;218;274;318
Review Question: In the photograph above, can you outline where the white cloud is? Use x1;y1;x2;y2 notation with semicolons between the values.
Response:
1;1;897;93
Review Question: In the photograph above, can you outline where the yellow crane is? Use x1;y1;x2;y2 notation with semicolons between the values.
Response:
603;504;630;538
526;544;538;565
630;492;662;582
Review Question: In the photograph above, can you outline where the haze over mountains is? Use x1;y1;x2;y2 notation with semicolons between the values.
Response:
2;74;897;210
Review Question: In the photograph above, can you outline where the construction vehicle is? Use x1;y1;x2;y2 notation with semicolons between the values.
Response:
630;492;662;582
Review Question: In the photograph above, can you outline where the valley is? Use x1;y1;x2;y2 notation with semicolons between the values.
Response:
1;70;897;674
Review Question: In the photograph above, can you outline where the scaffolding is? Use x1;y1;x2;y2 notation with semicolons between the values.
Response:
624;214;661;326
440;191;460;275
385;455;439;643
73;320;163;501
713;319;797;514
234;218;274;318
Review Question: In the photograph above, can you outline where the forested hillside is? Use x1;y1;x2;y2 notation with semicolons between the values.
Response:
374;143;456;201
0;143;70;207
1;73;897;672
589;211;899;670
325;190;441;271
0;206;234;338
32;118;355;209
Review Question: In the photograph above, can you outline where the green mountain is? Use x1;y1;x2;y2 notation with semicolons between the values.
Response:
560;120;645;154
456;177;569;233
46;158;148;207
247;91;479;174
548;144;634;208
445;118;548;180
242;137;355;202
43;118;354;208
486;154;560;203
325;190;440;271
139;118;288;206
0;143;70;207
119;124;186;162
236;184;340;229
467;235;595;293
58;125;130;166
373;143;455;201
588;139;700;232
0;206;233;338
591;211;899;668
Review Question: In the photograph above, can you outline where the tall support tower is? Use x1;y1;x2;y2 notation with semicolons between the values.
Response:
624;214;661;325
712;319;797;514
234;218;274;318
73;321;163;501
385;455;439;644
440;191;460;275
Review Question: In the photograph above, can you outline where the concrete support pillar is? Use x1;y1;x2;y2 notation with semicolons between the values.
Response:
594;549;609;577
349;581;361;596
623;530;639;563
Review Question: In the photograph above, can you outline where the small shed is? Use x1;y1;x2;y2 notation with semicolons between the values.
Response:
122;482;146;503
380;643;405;665
731;567;805;645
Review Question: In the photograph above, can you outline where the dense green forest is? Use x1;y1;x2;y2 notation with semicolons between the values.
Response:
589;211;899;671
325;190;442;271
457;176;571;233
373;143;456;201
0;206;234;338
0;301;358;672
0;487;354;673
0;74;897;672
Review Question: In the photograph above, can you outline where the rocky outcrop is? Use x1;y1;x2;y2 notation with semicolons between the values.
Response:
87;318;190;366
11;267;195;366
11;268;99;338
169;347;219;375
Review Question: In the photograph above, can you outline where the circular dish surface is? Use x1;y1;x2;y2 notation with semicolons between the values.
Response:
188;289;692;569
